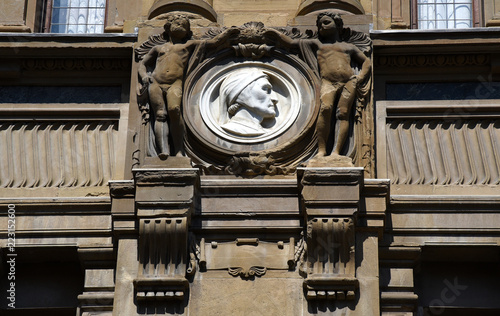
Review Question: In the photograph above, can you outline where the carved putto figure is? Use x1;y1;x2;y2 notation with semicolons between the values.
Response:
219;68;278;137
137;14;238;158
266;12;371;160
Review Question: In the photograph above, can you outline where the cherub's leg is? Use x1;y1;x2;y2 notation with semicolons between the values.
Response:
166;79;185;157
148;82;170;158
332;79;357;155
316;82;339;157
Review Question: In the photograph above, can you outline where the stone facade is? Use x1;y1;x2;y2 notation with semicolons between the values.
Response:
1;1;500;316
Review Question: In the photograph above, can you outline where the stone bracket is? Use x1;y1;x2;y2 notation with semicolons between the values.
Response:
299;167;363;301
135;217;189;301
304;276;359;300
109;180;136;237
131;167;200;304
306;217;355;275
134;277;189;302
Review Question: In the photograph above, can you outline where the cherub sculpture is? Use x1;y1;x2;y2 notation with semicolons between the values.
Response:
265;12;371;160
137;14;238;159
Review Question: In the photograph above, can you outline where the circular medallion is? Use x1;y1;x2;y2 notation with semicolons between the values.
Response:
184;53;318;158
199;64;300;144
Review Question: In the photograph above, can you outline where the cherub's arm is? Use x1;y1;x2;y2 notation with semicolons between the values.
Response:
351;46;371;83
263;28;298;48
205;27;240;47
138;47;158;85
264;29;320;51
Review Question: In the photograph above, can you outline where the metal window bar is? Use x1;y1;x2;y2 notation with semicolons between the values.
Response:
417;0;472;29
50;0;106;33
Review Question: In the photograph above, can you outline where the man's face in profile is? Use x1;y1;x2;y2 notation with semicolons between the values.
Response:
238;77;278;119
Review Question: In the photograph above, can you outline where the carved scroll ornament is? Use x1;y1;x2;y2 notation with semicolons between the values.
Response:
135;217;191;301
199;238;296;279
304;217;358;300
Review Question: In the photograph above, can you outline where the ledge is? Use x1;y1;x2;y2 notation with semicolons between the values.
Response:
0;33;137;55
0;33;137;41
371;27;500;53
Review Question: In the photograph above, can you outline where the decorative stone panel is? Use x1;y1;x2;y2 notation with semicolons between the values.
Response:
0;104;121;189
377;100;500;185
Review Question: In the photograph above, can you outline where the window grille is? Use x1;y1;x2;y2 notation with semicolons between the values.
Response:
417;0;472;29
49;0;106;33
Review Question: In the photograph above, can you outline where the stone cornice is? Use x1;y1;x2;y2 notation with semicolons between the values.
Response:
371;28;500;53
0;33;137;56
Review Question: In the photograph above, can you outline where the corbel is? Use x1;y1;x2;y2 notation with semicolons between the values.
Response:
298;167;363;301
132;167;199;302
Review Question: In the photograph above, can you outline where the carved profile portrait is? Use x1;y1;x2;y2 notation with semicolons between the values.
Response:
219;68;278;136
193;62;307;148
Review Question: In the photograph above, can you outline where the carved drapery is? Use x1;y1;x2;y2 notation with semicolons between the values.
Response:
0;120;117;188
379;101;500;186
387;119;500;185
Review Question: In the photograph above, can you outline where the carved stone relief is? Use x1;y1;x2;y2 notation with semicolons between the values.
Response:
130;13;374;310
218;68;279;138
195;64;305;144
135;13;373;176
299;168;362;301
380;101;500;186
306;218;355;276
0;116;117;188
199;238;296;279
132;167;199;303
135;217;191;301
265;12;372;167
136;14;238;159
303;217;358;300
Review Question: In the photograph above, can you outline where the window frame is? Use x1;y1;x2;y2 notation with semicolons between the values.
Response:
411;0;481;29
39;0;109;33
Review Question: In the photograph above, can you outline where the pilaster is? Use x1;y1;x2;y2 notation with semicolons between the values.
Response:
77;245;115;316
